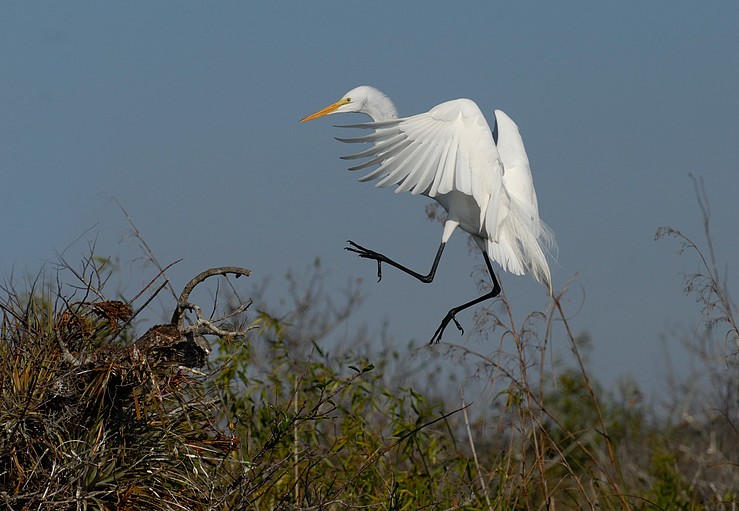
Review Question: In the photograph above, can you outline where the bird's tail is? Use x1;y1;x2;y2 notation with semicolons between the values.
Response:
486;196;556;292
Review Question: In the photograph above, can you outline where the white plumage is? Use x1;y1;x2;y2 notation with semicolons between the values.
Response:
301;85;555;343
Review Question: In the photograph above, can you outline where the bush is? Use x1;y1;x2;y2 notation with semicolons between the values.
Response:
1;178;737;509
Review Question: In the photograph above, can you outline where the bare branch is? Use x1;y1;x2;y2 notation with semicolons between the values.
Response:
171;266;252;328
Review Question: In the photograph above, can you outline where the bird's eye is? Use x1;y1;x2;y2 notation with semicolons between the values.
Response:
345;97;352;103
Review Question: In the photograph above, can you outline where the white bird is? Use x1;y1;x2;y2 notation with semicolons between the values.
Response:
300;85;555;343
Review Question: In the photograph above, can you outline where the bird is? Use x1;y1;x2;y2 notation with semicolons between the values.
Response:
300;85;555;344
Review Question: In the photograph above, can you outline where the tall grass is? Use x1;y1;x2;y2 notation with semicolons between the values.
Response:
1;181;737;509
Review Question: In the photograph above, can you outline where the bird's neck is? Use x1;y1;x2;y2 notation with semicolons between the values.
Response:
364;94;399;122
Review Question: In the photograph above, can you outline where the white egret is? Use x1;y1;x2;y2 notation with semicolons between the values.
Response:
301;85;555;343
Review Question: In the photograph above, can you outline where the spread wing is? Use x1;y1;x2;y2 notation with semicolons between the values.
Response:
491;109;555;286
336;98;505;241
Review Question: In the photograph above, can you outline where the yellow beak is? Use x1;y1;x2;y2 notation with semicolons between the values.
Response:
299;99;345;123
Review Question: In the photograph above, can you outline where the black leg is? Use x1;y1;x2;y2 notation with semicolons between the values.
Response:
429;249;501;344
346;240;446;283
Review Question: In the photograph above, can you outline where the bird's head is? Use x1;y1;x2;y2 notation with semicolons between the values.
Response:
300;85;398;123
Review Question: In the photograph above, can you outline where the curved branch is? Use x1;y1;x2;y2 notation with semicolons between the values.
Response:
172;266;251;327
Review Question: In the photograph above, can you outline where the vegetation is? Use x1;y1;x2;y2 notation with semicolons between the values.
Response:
1;182;737;509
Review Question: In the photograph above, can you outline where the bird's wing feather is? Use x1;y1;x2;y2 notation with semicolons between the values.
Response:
337;99;504;239
490;110;556;286
494;110;537;219
336;101;555;288
339;133;407;161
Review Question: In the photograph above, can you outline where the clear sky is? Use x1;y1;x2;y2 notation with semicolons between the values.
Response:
2;2;738;397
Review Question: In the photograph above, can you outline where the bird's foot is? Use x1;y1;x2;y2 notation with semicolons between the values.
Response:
345;240;384;282
429;310;464;344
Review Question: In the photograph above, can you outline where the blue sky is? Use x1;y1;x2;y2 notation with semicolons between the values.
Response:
2;2;738;397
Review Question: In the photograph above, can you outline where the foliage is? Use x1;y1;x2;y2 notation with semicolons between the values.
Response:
1;177;738;509
0;258;245;510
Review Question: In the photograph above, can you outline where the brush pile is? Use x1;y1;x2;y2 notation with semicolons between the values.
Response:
0;264;250;510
